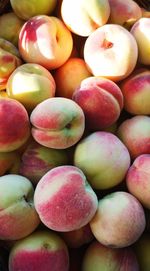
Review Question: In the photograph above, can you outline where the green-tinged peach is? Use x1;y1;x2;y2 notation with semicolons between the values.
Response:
0;12;24;47
90;191;146;248
0;98;30;152
34;165;98;231
54;58;92;99
84;24;138;81
74;131;130;190
6;63;56;111
117;115;150;159
82;240;139;271
9;230;69;271
61;0;110;37
30;97;85;149
19;15;73;70
0;174;40;240
19;141;68;185
10;0;57;20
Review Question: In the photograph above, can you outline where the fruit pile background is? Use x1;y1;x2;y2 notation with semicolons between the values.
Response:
0;0;150;270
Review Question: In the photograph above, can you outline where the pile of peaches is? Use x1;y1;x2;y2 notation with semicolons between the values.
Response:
1;0;150;270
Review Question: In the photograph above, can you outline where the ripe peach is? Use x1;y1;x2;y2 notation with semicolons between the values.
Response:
19;141;68;185
82;240;139;271
131;18;150;65
61;0;110;37
0;98;30;152
54;58;92;99
126;154;150;209
30;97;85;149
73;76;123;130
120;69;150;115
34;165;98;231
9;230;69;271
117;115;150;159
90;191;146;248
84;24;138;82
10;0;57;20
0;174;40;240
6;63;56;111
19;15;73;70
74;131;130;190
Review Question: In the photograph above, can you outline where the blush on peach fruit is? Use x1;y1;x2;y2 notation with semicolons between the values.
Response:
9;230;69;271
126;154;150;209
0;38;22;90
108;0;142;29
0;98;30;152
10;0;57;20
90;191;146;248
120;69;150;115
0;151;20;175
6;63;56;112
61;0;110;37
30;97;85;149
0;12;24;47
131;18;150;65
19;15;73;70
82;240;139;271
19;141;68;185
117;115;150;159
34;165;98;232
84;24;138;82
72;76;123;130
74;131;130;190
0;174;40;240
60;223;94;248
54;58;92;99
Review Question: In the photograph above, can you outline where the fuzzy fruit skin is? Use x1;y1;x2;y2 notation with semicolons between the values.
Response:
74;131;130;190
90;191;146;248
30;97;85;149
73;76;123;130
9;230;69;271
82;240;139;271
19;15;73;70
34;165;98;232
0;174;40;240
0;98;30;152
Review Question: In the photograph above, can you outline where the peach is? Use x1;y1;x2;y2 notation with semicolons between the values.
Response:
0;174;40;240
0;38;22;90
108;0;142;29
126;154;150;209
117;115;150;159
19;15;73;70
82;240;139;271
90;191;146;248
84;24;138;82
60;223;94;248
0;151;20;175
0;98;30;152
30;97;85;149
10;0;57;20
34;165;98;231
134;234;150;271
9;230;69;271
120;69;150;115
0;12;24;47
54;58;92;99
74;131;130;190
61;0;110;37
131;18;150;65
73;76;123;130
19;141;68;185
6;63;56;112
